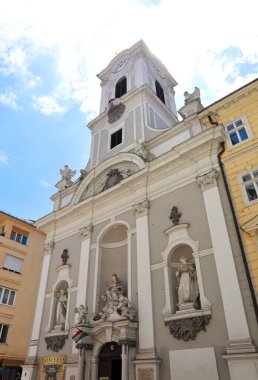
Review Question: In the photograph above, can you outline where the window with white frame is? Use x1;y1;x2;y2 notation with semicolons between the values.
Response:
0;287;16;306
3;255;23;274
225;118;249;146
0;324;9;343
242;168;258;202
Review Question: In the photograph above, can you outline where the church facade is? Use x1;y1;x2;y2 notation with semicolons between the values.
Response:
22;41;258;380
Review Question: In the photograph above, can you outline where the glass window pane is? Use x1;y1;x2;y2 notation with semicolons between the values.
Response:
235;119;243;127
16;233;22;243
8;291;15;306
0;325;8;342
21;236;28;245
230;132;239;145
0;288;2;300
246;183;258;201
242;174;252;182
226;124;234;132
10;231;16;241
2;289;9;304
239;128;248;141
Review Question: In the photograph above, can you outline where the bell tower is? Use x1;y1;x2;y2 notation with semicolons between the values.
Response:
88;40;178;170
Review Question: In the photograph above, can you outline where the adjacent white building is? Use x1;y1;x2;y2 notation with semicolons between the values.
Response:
22;40;258;380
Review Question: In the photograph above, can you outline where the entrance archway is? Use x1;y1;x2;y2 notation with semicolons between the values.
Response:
98;342;121;380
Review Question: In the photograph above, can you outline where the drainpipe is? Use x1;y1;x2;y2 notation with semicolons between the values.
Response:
218;141;258;323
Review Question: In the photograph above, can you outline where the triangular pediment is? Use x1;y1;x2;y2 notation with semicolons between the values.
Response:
72;153;145;205
241;215;258;236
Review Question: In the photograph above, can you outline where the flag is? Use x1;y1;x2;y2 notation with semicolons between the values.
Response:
72;328;89;343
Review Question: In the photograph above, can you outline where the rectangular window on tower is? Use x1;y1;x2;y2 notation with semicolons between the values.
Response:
110;129;122;149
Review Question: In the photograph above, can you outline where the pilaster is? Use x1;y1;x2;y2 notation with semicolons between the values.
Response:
132;200;155;352
27;241;54;360
197;169;256;355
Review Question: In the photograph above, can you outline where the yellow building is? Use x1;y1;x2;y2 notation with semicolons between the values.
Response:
0;211;45;380
199;78;258;307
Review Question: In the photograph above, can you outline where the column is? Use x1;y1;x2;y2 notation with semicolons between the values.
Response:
121;342;129;380
132;200;155;352
28;242;54;359
76;344;85;380
77;225;93;305
84;348;92;380
197;170;258;380
73;225;93;354
90;357;98;380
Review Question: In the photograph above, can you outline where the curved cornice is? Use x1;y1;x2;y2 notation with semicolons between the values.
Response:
72;152;146;205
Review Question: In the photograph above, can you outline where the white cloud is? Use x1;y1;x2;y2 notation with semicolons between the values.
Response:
34;95;65;115
0;151;9;165
0;91;19;110
0;0;257;114
40;179;51;188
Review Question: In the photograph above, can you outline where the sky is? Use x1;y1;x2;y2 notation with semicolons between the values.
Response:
0;0;258;221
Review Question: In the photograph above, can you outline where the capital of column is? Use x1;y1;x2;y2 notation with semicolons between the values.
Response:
132;200;150;218
118;339;137;348
76;342;93;351
43;241;54;255
80;224;93;240
196;169;218;192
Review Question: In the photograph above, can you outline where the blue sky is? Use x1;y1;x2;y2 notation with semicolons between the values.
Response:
1;0;258;221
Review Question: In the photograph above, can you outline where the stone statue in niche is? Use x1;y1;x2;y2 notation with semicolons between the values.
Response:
171;256;199;310
55;289;68;329
95;273;137;322
184;87;201;105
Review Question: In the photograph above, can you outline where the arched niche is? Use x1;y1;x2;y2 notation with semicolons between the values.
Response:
45;269;72;334
169;244;197;314
98;224;128;314
161;224;211;317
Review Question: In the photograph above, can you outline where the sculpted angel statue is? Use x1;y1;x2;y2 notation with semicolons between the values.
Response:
171;256;199;308
75;305;88;325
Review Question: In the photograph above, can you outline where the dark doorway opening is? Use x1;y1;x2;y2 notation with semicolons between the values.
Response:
98;342;121;380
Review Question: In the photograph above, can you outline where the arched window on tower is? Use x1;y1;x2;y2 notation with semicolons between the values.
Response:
115;77;127;98
155;80;165;104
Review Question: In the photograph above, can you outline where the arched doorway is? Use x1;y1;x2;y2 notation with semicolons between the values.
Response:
98;342;121;380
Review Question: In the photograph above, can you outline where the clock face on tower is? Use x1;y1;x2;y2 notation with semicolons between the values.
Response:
112;58;129;74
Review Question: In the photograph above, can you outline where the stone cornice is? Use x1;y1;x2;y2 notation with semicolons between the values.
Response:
221;141;258;164
36;127;224;234
196;169;218;191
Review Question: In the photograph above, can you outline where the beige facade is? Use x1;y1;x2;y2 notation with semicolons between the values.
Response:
0;211;45;379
